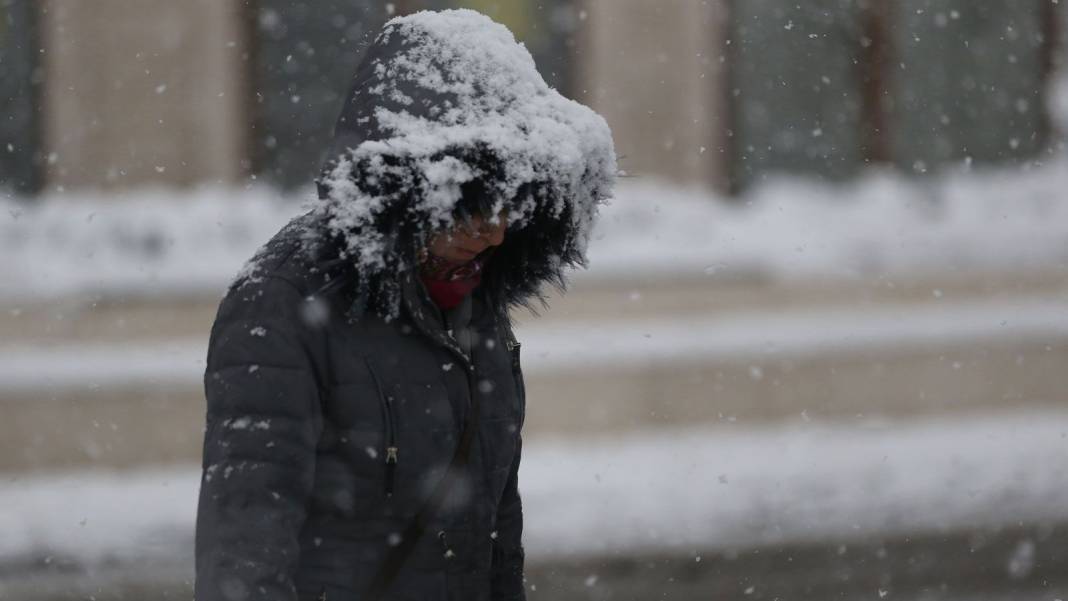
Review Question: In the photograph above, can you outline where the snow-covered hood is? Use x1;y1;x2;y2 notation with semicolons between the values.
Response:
310;9;616;320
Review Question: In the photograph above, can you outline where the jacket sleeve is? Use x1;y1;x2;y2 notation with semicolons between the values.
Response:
195;275;324;601
491;333;527;601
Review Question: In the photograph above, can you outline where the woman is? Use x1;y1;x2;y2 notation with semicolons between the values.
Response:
194;9;615;601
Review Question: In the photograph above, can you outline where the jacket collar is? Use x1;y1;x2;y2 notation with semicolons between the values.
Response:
399;269;480;370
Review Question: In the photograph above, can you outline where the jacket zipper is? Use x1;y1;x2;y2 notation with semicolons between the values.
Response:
317;585;327;601
364;358;398;497
505;338;524;406
438;529;456;559
505;338;520;365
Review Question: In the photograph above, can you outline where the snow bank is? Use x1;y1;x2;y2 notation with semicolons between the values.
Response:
1;410;1065;565
2;157;1067;303
0;185;296;301
588;161;1068;281
521;410;1068;558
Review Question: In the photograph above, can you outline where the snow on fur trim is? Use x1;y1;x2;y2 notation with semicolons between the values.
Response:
310;9;616;320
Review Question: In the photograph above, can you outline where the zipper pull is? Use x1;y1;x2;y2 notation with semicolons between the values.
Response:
438;530;455;559
506;338;521;371
317;586;327;601
385;446;398;497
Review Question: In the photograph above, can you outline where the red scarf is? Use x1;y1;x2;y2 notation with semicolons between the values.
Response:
418;247;496;310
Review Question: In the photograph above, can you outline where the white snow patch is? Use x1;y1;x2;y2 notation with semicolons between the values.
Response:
222;417;270;431
583;162;1068;283
520;409;1068;558
0;185;296;302
0;410;1065;565
1;158;1067;302
515;297;1068;373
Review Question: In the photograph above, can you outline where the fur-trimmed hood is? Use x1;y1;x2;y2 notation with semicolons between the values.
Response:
307;9;616;321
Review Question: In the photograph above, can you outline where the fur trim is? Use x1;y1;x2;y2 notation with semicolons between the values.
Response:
306;9;616;321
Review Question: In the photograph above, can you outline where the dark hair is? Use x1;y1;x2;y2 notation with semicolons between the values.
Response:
453;179;498;223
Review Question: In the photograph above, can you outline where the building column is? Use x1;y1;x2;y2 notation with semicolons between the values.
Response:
38;0;249;191
576;0;730;191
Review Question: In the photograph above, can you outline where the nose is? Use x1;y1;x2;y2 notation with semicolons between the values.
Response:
484;219;506;247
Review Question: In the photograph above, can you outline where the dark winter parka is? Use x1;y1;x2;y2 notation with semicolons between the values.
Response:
194;9;614;601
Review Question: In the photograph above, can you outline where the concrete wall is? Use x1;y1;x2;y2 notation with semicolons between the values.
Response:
32;0;733;192
38;0;249;190
576;0;729;190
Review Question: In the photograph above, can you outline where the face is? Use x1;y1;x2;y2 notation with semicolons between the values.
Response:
426;208;508;264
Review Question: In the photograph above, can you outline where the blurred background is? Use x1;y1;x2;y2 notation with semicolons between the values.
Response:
2;0;1068;599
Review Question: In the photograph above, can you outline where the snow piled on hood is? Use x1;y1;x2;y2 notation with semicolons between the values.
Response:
311;9;616;318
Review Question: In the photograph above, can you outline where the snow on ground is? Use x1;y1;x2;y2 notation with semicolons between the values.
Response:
2;157;1068;303
0;339;204;392
1;296;1064;390
516;296;1068;372
524;410;1068;558
1;409;1065;565
0;186;296;302
591;162;1068;282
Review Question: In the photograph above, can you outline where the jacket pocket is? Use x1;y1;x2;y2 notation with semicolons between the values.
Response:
364;357;398;498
